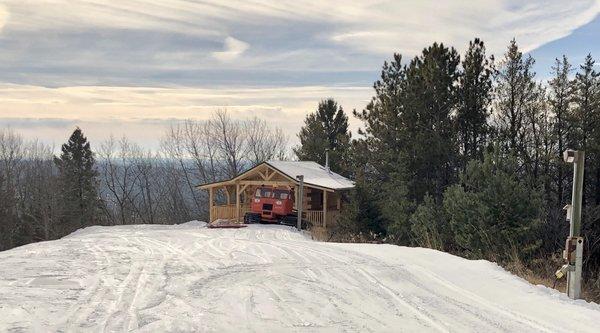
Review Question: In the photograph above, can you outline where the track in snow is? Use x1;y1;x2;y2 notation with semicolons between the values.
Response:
0;223;599;332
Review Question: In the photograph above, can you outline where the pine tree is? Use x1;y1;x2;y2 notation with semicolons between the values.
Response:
549;55;574;205
54;128;101;232
443;149;542;259
573;54;600;205
410;195;450;251
493;39;538;159
401;42;461;200
456;38;494;168
351;44;460;242
294;99;351;175
573;54;600;271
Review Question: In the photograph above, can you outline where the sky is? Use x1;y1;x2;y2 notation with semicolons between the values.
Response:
0;0;599;150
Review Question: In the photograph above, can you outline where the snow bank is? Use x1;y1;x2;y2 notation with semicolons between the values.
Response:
177;220;207;228
65;221;208;239
0;224;598;332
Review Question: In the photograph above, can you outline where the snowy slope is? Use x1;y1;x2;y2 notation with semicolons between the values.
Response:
0;223;599;332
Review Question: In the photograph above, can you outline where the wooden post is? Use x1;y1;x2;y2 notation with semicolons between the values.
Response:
323;189;327;228
209;187;214;222
225;186;230;205
236;183;240;223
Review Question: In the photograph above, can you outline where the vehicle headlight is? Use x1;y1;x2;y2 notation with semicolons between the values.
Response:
254;199;260;203
275;200;282;205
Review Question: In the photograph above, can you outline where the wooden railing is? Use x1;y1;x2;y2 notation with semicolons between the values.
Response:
211;203;252;222
211;204;237;222
304;211;323;226
303;210;341;227
212;205;341;227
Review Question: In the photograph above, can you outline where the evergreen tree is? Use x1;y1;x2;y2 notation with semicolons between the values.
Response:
573;54;600;205
457;38;494;168
350;44;460;242
398;43;461;201
410;195;450;251
351;53;416;240
54;128;101;232
548;55;574;205
294;99;351;175
573;54;600;271
493;39;537;159
443;149;542;260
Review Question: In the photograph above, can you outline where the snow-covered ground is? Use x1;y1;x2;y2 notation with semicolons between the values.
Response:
0;223;599;332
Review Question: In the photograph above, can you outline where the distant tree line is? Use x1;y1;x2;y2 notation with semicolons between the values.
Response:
0;110;287;251
298;39;600;299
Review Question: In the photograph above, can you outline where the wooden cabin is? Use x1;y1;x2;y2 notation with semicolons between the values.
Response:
197;161;354;228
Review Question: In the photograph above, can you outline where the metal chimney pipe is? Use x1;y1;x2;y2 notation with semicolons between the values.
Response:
325;149;330;172
296;175;304;230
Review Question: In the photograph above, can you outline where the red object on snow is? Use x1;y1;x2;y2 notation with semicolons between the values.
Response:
208;219;247;229
207;224;247;229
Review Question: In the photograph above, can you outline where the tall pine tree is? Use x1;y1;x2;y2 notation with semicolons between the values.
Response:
573;54;600;271
493;39;538;159
54;128;101;232
548;55;574;206
401;43;461;201
294;99;351;175
352;43;460;242
456;38;494;168
573;54;600;205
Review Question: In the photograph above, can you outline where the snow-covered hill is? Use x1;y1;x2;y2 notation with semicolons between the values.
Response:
0;223;599;332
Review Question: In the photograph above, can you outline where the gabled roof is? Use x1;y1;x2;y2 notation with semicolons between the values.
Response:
265;160;354;190
197;160;354;191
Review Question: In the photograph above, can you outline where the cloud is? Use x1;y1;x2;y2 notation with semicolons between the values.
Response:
0;1;599;149
0;83;372;147
2;1;598;62
326;1;600;56
212;36;250;62
0;5;8;33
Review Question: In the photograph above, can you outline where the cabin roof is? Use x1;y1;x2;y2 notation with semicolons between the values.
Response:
265;160;354;190
197;160;354;191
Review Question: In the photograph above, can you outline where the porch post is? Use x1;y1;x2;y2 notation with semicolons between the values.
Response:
323;189;327;228
225;186;230;205
236;183;240;222
209;186;214;222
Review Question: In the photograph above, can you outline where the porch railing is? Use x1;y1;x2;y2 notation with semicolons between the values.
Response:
304;211;323;226
303;210;340;228
211;203;252;222
211;205;340;227
211;204;237;222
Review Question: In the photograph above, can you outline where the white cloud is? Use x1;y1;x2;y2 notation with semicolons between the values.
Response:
212;37;250;62
0;84;372;147
326;1;600;56
1;1;600;149
0;5;8;33
2;1;599;58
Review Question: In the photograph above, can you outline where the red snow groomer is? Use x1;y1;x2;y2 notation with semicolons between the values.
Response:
244;186;297;225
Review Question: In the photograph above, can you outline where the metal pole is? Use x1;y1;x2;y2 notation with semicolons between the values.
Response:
567;151;585;299
296;175;304;230
570;151;585;237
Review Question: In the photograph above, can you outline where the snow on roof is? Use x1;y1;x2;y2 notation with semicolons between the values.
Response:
266;160;354;190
